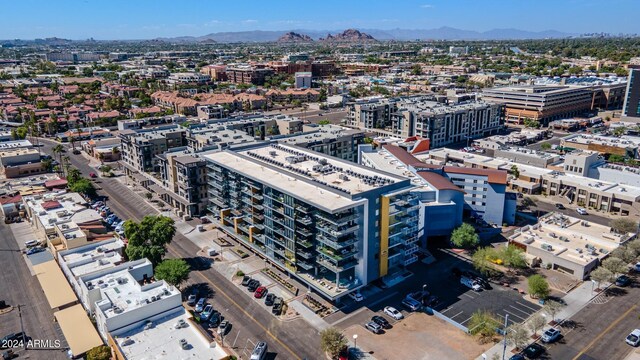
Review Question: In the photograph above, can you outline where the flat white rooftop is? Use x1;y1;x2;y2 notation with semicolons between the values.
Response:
361;149;436;190
112;309;229;360
59;238;125;278
543;172;640;199
562;134;640;147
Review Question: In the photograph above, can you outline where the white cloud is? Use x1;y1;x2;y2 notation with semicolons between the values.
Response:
420;4;433;8
242;19;258;24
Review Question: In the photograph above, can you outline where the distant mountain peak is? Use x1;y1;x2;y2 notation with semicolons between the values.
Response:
277;31;313;43
321;29;376;42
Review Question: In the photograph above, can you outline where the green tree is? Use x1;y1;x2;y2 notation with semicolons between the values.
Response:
540;142;552;150
66;167;82;185
319;327;348;359
527;314;546;338
472;247;498;276
590;267;614;289
543;300;564;323
510;165;520;179
318;120;331;125
86;345;111;360
506;323;529;351
411;64;422;76
69;178;97;197
609;218;638;234
612;127;626;137
602;257;627;276
12;127;28;140
527;274;550;299
154;259;190;288
124;215;176;266
450;223;479;249
468;310;500;343
41;158;53;172
500;245;527;271
608;154;625;163
100;165;112;176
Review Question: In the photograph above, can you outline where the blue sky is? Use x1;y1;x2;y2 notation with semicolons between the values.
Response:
1;0;638;39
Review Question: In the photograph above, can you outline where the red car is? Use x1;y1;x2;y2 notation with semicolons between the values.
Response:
254;286;268;298
89;172;97;178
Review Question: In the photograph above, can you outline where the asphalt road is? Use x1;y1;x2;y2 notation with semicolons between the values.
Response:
522;196;613;227
0;222;68;360
39;138;322;360
546;278;640;360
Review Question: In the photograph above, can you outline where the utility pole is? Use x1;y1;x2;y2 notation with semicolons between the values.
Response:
501;313;509;360
18;304;26;350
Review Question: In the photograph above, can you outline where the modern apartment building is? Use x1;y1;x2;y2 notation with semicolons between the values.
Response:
483;85;593;125
623;69;640;121
119;126;187;174
391;99;503;148
155;151;208;216
225;65;274;85
204;143;420;300
347;97;398;130
166;72;211;86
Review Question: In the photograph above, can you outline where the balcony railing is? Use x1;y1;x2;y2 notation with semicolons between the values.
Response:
315;212;358;226
316;234;357;250
317;257;358;273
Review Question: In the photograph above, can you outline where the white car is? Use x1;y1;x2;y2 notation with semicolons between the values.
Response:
541;328;561;343
383;306;403;320
627;329;640;346
576;207;588;215
349;291;364;302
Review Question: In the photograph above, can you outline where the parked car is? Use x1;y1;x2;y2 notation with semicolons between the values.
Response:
460;276;482;292
383;306;403;320
200;305;214;321
209;311;221;327
248;280;261;292
2;349;16;359
218;320;229;335
635;262;640;272
0;333;26;349
195;298;206;312
576;207;588;215
250;341;268;360
264;293;276;306
401;298;422;311
365;321;382;334
522;343;545;359
89;173;97;178
371;315;390;329
254;286;268;299
541;328;561;343
626;329;640;346
348;291;364;302
272;297;283;315
26;247;45;255
555;203;566;210
72;149;81;155
24;240;39;248
509;355;525;360
425;295;440;307
616;275;631;287
473;277;492;290
241;276;252;286
187;294;197;306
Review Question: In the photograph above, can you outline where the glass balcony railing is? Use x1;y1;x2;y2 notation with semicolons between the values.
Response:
316;234;357;250
315;212;358;226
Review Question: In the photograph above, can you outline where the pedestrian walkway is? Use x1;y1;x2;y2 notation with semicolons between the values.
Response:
287;300;330;331
625;348;640;360
476;281;603;359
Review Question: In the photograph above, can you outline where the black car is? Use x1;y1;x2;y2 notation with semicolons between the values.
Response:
616;275;631;287
0;333;26;349
264;293;276;306
241;276;252;286
522;343;545;359
247;280;261;292
509;355;525;360
473;277;492;290
555;203;566;210
209;312;221;327
425;295;440;307
371;315;390;329
72;149;81;155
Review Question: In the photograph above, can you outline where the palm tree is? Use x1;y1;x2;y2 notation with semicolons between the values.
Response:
52;144;64;164
62;156;71;176
69;136;76;151
41;158;53;172
111;146;120;159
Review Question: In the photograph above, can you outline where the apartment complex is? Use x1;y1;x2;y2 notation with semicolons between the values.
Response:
119;126;187;174
510;213;634;279
225;65;274;85
483;85;593;125
204;143;420;299
347;96;503;148
274;124;365;162
155;151;208;216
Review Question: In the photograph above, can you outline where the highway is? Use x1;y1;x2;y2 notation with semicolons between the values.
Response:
39;138;323;360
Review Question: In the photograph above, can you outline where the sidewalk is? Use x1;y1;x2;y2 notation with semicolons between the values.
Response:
476;281;601;359
626;348;640;360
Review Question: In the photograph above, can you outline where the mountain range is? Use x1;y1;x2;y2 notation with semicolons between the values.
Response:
155;26;574;43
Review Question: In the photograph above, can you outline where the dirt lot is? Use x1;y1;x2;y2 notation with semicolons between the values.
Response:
343;312;493;360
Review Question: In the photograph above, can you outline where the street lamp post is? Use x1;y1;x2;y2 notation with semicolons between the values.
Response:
352;334;358;352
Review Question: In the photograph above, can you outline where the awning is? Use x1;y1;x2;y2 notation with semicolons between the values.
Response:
148;183;168;196
33;260;78;309
54;304;104;356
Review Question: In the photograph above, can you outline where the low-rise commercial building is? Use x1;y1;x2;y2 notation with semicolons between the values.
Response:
560;133;640;158
0;147;45;178
509;213;634;279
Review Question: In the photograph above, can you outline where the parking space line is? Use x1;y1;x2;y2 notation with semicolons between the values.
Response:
459;316;474;325
516;301;539;312
440;306;452;314
462;292;476;299
503;309;526;322
449;311;464;320
509;305;533;315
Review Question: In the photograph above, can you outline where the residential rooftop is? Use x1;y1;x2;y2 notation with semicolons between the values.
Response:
543;172;640;200
58;238;125;278
562;134;640;148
